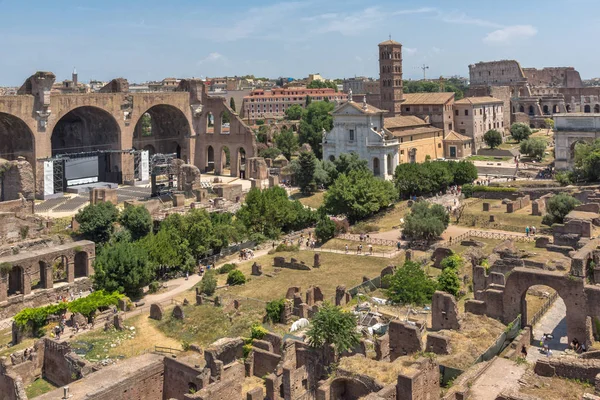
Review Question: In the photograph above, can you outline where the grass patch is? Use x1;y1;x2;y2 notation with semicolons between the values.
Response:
25;378;57;398
156;302;266;347
73;314;181;361
290;191;326;209
214;250;402;302
520;374;595;400
339;355;413;385
459;199;543;231
354;202;409;233
0;337;36;358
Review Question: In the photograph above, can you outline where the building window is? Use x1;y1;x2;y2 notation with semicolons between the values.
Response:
459;129;466;134
410;136;413;141
455;110;459;116
405;107;410;112
464;110;469;116
349;129;355;141
449;123;453;131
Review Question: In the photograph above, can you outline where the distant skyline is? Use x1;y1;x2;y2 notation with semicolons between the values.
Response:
0;0;598;86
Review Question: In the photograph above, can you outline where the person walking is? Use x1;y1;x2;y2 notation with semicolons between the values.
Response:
345;244;349;254
525;226;530;237
369;244;373;255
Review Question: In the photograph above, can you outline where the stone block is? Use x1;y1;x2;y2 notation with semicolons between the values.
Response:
149;303;164;320
114;313;124;330
534;359;556;377
251;262;263;276
196;295;204;305
482;202;490;212
432;247;453;268
375;334;390;361
268;175;279;188
286;286;301;299
173;193;185;207
431;291;461;331
535;236;550;248
388;321;422;360
335;285;351;307
489;215;495;222
426;333;451;355
247;387;264;400
314;253;321;268
172;305;185;319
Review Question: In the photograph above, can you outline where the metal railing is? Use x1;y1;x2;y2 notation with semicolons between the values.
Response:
336;234;398;247
528;291;559;326
155;346;182;355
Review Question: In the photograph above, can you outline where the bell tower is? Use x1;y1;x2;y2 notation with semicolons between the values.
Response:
378;39;404;117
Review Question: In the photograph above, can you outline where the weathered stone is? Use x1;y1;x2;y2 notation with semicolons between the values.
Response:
149;303;164;320
251;262;263;276
431;291;461;331
114;313;125;330
172;305;185;320
426;333;451;355
313;253;321;268
432;247;453;268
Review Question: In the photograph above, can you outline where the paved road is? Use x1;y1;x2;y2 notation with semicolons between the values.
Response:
468;357;526;400
527;297;569;362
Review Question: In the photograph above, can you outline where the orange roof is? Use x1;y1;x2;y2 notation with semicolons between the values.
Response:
384;115;429;129
388;126;442;138
379;39;402;46
333;100;385;115
401;92;455;105
444;131;472;142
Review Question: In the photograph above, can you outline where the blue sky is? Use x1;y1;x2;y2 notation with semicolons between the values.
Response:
0;0;597;85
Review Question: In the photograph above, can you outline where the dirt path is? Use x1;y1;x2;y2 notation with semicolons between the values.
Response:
527;297;569;362
468;357;527;400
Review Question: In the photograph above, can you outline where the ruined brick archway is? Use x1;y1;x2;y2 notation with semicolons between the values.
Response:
74;251;88;278
0;112;35;164
7;266;24;296
51;106;121;156
133;104;191;162
237;147;247;179
206;146;215;172
502;268;588;344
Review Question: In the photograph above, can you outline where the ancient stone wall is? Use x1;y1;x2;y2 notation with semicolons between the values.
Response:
431;291;461;331
506;195;530;213
204;337;244;378
0;199;32;214
469;60;526;87
162;356;208;399
534;358;600;383
396;357;440;400
0;159;34;201
252;348;282;378
187;374;242;400
212;184;243;202
273;257;312;271
531;193;552;216
43;339;92;387
388;321;423;360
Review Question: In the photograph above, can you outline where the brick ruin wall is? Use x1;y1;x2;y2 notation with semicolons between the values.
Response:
506;195;530;213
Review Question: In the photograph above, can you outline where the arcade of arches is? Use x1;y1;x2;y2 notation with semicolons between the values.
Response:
0;113;34;164
0;241;95;304
133;104;191;161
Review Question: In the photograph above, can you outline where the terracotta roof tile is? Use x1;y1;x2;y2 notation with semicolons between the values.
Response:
454;96;503;105
401;92;455;105
384;115;428;129
444;131;472;142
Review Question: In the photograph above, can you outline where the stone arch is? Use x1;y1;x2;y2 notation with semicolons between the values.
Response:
133;104;190;158
237;147;247;179
543;105;550;115
74;251;88;278
52;255;68;283
519;105;525;113
0;112;35;165
206;145;215;172
585;105;591;113
595;105;600;113
329;377;372;400
567;104;572;112
37;261;49;289
502;268;588;344
220;110;230;134
51;106;121;156
553;104;560;113
570;139;589;160
528;105;535;116
143;144;156;156
373;157;380;176
219;145;231;175
8;266;24;296
206;112;215;133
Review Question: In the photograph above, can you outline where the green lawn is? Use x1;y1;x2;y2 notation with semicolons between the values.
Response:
459;199;544;231
352;202;409;233
467;155;512;162
25;378;57;398
290;191;326;209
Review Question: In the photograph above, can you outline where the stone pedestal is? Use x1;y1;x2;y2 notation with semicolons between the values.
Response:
173;194;185;207
482;202;490;212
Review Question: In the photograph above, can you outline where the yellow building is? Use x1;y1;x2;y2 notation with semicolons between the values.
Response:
384;116;445;163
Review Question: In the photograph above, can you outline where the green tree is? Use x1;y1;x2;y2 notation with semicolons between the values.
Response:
448;160;478;186
307;80;338;91
384;261;438;305
306;303;360;353
483;129;503;149
258;146;282;159
544;193;581;225
275;129;299;160
93;241;154;298
296;151;317;194
140;113;152;136
573;139;600;181
299;101;335;159
510;122;532;142
315;159;337;188
226;270;246;286
544;118;555;130
440;254;463;270
237;187;317;239
394;161;453;198
315;216;336;242
285;104;304;120
119;205;152;241
199;269;217;296
75;202;119;243
520;137;547;160
229;97;236;112
256;125;269;144
323;169;397;223
438;268;461;297
256;119;265;126
332;153;369;179
402;201;449;241
305;95;312;107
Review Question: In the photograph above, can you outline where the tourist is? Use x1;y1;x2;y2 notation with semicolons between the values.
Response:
532;226;537;235
359;244;363;254
520;345;528;358
185;271;189;281
356;245;360;254
525;226;530;237
345;244;349;254
570;338;580;352
396;241;401;251
369;244;373;255
74;322;80;333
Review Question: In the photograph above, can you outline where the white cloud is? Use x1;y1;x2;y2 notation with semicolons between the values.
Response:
392;7;437;16
431;47;441;54
404;47;417;55
441;12;502;28
197;52;224;65
483;25;537;45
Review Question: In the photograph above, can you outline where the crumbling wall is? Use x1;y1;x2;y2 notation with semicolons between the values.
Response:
0;159;34;202
43;339;92;387
252;348;281;378
534;358;600;383
162;356;208;400
204;337;244;378
396;357;440;400
506;195;530;213
388;321;423;360
274;257;312;271
431;291;461;331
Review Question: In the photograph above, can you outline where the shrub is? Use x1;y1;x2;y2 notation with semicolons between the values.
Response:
402;202;449;241
219;263;237;275
510;122;532;142
250;324;268;340
265;299;285;323
20;226;29;240
483;129;503;149
226;270;246;286
199;269;217;296
315;216;336;242
544;193;581;225
68;290;123;318
438;268;461;297
555;171;573;186
333;219;350;234
349;222;380;234
148;281;160;294
519;137;546;160
271;243;300;254
385;261;438;305
306;303;361;353
461;184;517;198
440;254;463;270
